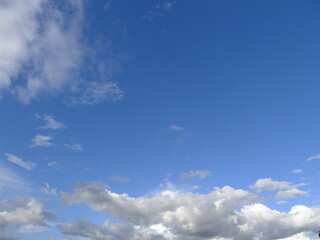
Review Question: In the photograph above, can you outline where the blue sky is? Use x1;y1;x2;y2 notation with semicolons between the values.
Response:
1;0;320;239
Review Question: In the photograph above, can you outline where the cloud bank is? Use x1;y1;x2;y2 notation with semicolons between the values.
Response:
59;181;317;240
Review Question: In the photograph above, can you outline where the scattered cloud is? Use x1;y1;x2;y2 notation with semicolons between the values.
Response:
144;1;176;22
60;181;318;240
65;143;83;151
48;161;59;168
179;170;211;180
169;124;184;131
66;82;124;106
31;134;53;147
40;183;57;196
250;178;291;192
306;154;320;161
5;153;36;171
192;185;202;189
0;0;124;105
275;188;307;199
292;169;303;174
250;178;307;200
111;176;130;183
37;115;65;130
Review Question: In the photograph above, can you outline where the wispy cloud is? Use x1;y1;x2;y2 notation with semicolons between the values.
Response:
291;169;303;174
65;143;83;151
144;1;176;22
5;153;36;171
40;183;57;196
306;154;320;161
37;115;65;130
169;124;184;131
0;0;124;105
179;170;211;180
31;134;53;147
0;161;30;193
111;176;130;183
48;161;59;168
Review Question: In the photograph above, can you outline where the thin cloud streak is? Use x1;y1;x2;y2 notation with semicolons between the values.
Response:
5;153;36;171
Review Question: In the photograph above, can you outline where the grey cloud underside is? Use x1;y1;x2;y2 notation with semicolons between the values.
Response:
0;198;54;234
0;0;123;105
60;182;318;240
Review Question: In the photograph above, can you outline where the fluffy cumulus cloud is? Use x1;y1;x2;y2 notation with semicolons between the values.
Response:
250;178;307;200
58;181;318;240
0;0;123;105
0;198;54;233
59;219;165;240
250;178;292;192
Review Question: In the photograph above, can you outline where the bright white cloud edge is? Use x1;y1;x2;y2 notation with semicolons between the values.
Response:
0;0;123;105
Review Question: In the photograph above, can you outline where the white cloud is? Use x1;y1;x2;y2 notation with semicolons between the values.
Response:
59;220;165;240
278;232;314;240
40;183;57;196
250;178;307;200
38;115;65;130
0;0;123;105
275;188;307;199
179;170;211;180
250;178;291;192
5;153;36;171
292;169;303;174
65;143;83;151
306;154;320;161
60;181;320;240
0;198;54;232
31;134;53;147
169;124;184;131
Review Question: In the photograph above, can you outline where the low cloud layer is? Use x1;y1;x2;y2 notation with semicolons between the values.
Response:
59;181;316;240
